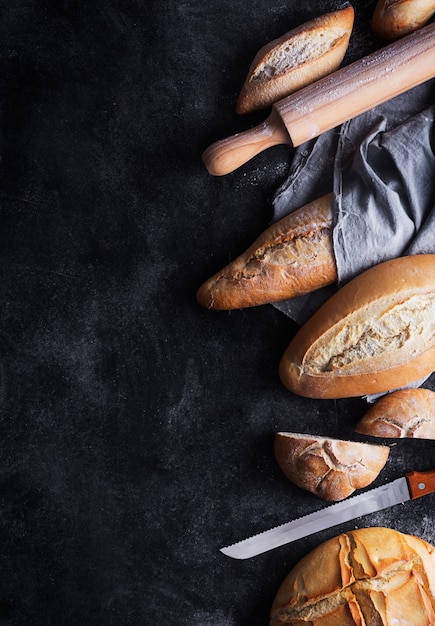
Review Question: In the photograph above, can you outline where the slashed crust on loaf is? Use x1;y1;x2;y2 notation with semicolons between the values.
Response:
270;528;435;625
304;292;435;375
372;0;435;41
250;28;347;82
274;432;389;502
236;4;354;114
279;255;435;399
196;194;337;310
356;388;435;439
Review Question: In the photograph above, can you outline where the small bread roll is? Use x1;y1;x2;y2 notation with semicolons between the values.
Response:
356;388;435;438
270;527;435;625
279;255;435;399
236;4;354;114
196;194;337;310
372;0;435;41
274;432;389;502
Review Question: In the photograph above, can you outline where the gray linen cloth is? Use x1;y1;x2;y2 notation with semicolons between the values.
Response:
271;81;435;397
273;83;435;323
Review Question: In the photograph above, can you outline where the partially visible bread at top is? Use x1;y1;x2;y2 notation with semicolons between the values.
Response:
274;432;389;502
372;0;435;41
196;193;337;310
356;388;435;438
236;4;355;114
279;255;435;399
270;527;435;625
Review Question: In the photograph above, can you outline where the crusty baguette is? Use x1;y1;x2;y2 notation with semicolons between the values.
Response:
372;0;435;40
236;4;354;114
270;527;435;625
274;432;389;502
196;193;337;310
356;388;435;438
279;255;435;399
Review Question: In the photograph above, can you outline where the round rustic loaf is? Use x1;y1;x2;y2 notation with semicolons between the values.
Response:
356;388;435;439
270;527;435;625
274;432;389;501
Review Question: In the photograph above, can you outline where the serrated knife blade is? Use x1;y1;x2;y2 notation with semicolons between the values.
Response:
220;469;435;559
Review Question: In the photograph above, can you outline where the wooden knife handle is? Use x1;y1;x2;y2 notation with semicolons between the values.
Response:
406;469;435;500
202;109;291;176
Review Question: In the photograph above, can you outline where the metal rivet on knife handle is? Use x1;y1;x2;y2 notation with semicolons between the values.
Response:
406;468;435;499
202;21;435;176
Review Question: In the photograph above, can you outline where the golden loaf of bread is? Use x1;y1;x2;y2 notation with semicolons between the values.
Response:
236;5;354;114
355;388;435;439
279;255;435;399
196;194;337;310
270;527;435;625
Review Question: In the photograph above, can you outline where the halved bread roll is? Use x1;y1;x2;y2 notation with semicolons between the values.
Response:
372;0;435;41
270;527;435;625
196;194;337;310
274;432;389;502
356;388;435;438
236;4;355;114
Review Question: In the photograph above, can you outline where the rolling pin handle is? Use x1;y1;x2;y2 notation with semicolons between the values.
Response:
202;108;292;176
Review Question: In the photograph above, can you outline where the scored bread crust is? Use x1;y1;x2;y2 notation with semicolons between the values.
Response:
196;193;337;310
372;0;435;41
270;527;435;625
236;4;354;114
274;432;389;502
279;255;435;399
355;388;435;439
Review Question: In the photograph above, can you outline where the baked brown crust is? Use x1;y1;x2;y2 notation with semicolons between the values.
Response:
274;432;389;501
279;255;435;399
355;388;435;439
372;0;435;41
196;193;337;310
236;5;354;114
270;527;435;625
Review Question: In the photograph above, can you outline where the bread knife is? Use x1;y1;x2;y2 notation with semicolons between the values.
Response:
220;469;435;559
203;22;435;176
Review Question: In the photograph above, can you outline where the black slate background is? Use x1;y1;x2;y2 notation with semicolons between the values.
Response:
0;1;434;624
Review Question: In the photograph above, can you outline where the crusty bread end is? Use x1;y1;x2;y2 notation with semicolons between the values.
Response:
196;193;337;310
236;4;354;114
274;431;389;501
356;388;435;438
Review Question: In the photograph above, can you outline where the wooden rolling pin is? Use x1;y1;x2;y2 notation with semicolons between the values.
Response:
203;22;435;176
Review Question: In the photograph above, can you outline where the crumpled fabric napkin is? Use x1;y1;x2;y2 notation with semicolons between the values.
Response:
272;82;435;325
271;81;435;399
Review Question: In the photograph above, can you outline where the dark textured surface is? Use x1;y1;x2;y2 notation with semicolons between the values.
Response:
0;1;434;624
